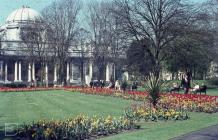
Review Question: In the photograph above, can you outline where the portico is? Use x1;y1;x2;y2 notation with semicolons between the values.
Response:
0;6;120;86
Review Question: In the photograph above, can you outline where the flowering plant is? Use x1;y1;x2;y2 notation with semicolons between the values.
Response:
17;114;135;140
159;94;217;113
125;103;189;122
66;87;218;113
0;87;63;92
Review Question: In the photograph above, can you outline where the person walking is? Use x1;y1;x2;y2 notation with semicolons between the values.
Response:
115;80;120;90
184;76;191;94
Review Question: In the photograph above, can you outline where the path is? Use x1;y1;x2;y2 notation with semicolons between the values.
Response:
171;124;218;140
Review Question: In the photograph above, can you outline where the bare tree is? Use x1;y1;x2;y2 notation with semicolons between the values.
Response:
112;0;192;78
75;28;91;86
110;3;130;80
88;1;127;81
203;0;218;59
20;21;53;86
42;0;82;84
0;33;2;55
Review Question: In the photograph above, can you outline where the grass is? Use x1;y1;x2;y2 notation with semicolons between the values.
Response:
138;86;218;96
0;90;218;140
167;87;218;96
101;112;218;140
170;88;218;96
0;90;134;123
205;87;218;96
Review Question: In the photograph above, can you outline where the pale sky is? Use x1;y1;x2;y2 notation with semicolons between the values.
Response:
0;0;206;25
0;0;55;24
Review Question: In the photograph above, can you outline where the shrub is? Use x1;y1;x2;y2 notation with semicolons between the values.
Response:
4;82;27;88
144;73;163;107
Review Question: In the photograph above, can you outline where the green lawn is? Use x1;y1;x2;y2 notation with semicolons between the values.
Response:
0;90;218;140
0;91;134;123
206;87;218;96
174;87;218;96
167;87;218;96
102;112;218;140
138;86;218;96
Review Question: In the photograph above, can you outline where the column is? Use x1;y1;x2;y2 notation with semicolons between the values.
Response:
0;61;3;80
5;63;8;82
106;63;110;81
113;64;116;80
84;64;89;85
54;64;57;83
32;62;35;81
66;62;69;81
14;61;18;81
28;63;32;82
89;62;93;79
123;71;129;81
45;63;48;87
45;63;48;82
71;63;74;80
85;62;93;85
18;61;22;81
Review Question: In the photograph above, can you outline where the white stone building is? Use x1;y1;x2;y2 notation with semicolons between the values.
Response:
0;6;118;86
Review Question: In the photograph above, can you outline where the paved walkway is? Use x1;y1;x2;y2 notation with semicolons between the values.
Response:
171;124;218;140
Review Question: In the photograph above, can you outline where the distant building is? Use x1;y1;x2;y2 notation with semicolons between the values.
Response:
0;6;121;85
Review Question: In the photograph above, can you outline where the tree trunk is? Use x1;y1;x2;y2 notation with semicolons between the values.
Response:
185;70;192;94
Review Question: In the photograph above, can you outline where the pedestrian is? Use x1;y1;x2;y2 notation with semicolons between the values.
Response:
100;80;105;88
183;76;191;94
115;80;120;90
180;75;186;89
89;80;93;88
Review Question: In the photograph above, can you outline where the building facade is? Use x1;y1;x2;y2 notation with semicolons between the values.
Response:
0;7;121;86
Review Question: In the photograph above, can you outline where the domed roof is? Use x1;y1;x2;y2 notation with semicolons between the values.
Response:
6;6;42;23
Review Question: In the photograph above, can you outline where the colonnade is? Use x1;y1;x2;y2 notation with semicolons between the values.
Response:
1;61;114;84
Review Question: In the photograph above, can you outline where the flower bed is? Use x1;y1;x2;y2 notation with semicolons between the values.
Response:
17;115;136;140
125;104;189;122
159;94;217;113
64;87;148;101
0;87;63;92
65;87;218;113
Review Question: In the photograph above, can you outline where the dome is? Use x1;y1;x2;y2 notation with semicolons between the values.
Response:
6;6;42;23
